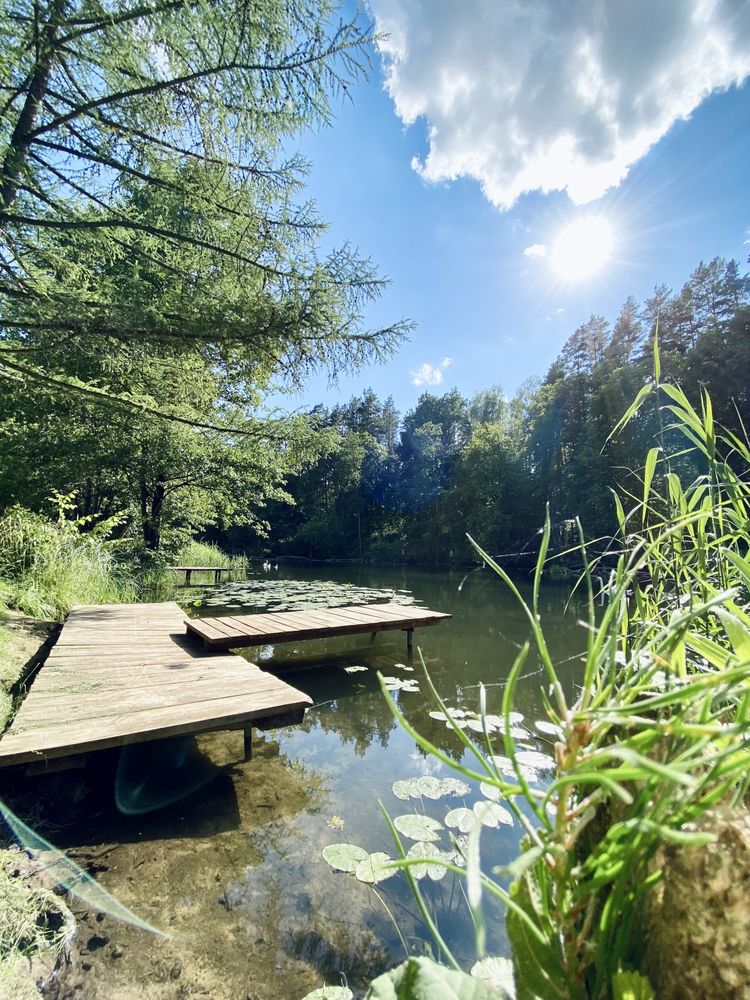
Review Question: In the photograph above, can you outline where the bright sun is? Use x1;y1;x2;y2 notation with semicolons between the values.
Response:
550;216;614;281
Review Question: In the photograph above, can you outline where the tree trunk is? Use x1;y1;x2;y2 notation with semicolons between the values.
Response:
1;0;66;212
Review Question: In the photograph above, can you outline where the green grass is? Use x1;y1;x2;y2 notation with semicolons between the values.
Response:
0;507;137;621
174;539;246;569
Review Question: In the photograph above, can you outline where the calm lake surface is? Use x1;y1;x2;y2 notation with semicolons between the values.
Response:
16;566;590;1000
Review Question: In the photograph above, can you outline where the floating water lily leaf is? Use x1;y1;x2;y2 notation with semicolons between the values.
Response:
470;956;516;998
515;750;555;772
487;755;539;782
393;814;443;842
441;777;470;797
473;801;513;828
406;841;452;881
535;720;562;737
429;710;449;722
322;843;368;873
365;956;500;999
355;852;395;884
444;807;476;834
343;665;368;674
381;676;420;692
300;986;353;1000
480;781;501;801
392;778;421;800
417;775;443;799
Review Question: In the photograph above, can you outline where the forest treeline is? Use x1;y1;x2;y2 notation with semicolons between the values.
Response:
251;255;749;565
1;253;747;566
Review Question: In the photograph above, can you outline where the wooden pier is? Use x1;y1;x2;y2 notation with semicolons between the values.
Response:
0;603;311;769
186;602;451;652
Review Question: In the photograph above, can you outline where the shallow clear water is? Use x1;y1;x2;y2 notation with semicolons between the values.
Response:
4;565;590;1000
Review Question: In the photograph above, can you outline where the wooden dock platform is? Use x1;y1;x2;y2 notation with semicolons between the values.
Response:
0;603;312;769
186;602;451;651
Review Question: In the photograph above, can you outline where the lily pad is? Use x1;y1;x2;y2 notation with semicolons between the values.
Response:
417;775;444;799
300;986;353;999
445;807;476;834
515;750;555;771
392;778;421;800
355;852;395;884
322;843;368;873
406;841;452;881
393;814;443;842
479;781;501;801
473;800;513;828
535;720;562;737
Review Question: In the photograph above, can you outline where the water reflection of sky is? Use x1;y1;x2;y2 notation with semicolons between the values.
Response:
193;565;587;991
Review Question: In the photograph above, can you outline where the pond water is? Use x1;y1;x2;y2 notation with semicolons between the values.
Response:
5;565;590;1000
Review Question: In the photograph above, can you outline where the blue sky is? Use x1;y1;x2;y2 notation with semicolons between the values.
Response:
273;2;750;417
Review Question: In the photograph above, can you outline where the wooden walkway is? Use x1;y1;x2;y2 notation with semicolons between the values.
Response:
0;603;311;769
186;602;451;651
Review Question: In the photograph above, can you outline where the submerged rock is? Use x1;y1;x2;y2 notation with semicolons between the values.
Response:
644;807;750;1000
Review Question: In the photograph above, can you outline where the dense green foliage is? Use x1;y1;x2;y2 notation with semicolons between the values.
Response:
263;256;749;564
0;0;406;552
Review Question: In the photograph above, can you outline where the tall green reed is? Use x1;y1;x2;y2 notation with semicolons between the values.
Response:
0;497;137;620
378;344;750;999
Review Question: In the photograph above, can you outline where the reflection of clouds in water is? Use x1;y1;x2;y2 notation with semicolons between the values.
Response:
409;752;445;777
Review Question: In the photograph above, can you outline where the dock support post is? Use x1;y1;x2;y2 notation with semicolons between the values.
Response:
243;727;253;761
186;569;192;587
406;628;414;655
214;568;221;585
370;631;377;642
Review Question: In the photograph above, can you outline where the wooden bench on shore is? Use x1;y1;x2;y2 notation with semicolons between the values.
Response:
168;566;236;586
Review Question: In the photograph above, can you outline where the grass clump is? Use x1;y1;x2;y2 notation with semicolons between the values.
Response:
175;539;246;570
0;504;137;621
0;848;74;997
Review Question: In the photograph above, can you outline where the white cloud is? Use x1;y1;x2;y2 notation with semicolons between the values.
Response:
411;362;445;387
523;243;547;258
370;0;750;208
440;356;453;369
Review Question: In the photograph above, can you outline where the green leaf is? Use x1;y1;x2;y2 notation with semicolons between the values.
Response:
470;957;516;999
506;874;567;1000
612;970;655;1000
322;843;368;873
641;447;660;523
355;852;396;884
393;814;443;842
364;956;506;998
606;384;652;444
406;841;452;881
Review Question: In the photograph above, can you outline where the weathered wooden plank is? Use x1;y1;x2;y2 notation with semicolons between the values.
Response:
186;602;452;650
0;601;311;768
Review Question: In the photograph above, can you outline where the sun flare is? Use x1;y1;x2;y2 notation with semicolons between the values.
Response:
550;216;614;281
